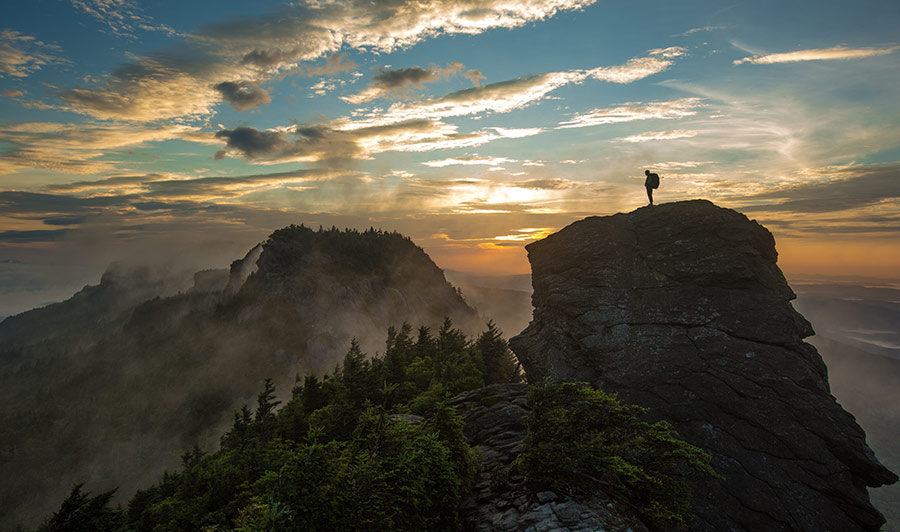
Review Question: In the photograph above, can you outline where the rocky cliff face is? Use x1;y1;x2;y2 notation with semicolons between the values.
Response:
510;200;898;531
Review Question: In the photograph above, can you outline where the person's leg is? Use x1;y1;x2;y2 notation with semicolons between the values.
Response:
646;186;653;205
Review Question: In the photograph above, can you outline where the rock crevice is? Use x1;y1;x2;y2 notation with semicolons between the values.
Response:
510;200;897;531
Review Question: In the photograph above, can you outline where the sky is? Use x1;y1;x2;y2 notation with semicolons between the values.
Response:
1;0;899;317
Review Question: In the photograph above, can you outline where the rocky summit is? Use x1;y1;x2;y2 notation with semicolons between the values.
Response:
510;200;898;531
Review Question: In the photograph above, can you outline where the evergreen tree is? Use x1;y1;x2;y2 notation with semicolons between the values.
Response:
475;320;520;385
254;378;281;440
38;484;123;532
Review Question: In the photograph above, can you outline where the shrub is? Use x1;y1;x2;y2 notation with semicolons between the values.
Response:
516;381;721;530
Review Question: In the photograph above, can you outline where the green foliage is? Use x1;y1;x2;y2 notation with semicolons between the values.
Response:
516;381;721;530
37;484;123;532
37;319;514;532
473;320;521;385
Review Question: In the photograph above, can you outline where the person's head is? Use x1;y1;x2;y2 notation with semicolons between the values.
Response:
644;169;649;175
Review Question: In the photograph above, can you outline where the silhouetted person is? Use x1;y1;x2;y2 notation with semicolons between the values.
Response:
644;169;660;205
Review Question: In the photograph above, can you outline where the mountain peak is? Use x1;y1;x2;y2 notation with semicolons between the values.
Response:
511;200;897;531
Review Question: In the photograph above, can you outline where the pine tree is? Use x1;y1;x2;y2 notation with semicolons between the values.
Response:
39;484;123;532
475;320;519;385
254;379;281;440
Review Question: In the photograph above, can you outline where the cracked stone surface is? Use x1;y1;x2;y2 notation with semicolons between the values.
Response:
451;384;645;532
509;200;898;532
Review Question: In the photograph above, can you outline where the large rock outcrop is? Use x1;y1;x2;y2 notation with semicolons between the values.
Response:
510;200;898;531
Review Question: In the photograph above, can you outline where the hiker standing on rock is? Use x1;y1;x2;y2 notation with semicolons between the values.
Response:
644;169;660;205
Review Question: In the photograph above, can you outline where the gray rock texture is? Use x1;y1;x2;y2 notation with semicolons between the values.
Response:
510;200;898;531
451;384;645;532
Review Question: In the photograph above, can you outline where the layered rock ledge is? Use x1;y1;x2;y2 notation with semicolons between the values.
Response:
510;200;897;531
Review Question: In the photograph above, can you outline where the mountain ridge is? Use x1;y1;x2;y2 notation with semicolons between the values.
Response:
0;224;477;529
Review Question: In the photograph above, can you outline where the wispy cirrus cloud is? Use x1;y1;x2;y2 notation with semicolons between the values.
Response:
616;129;697;142
0;29;64;78
678;25;726;36
557;98;702;129
734;45;900;65
423;156;516;167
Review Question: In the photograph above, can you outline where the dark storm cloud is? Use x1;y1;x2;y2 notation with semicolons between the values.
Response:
212;81;271;111
740;164;900;214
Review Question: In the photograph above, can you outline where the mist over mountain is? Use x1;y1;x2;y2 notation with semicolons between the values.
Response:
0;225;477;529
791;284;900;530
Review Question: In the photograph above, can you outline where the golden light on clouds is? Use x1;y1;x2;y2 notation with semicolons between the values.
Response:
734;45;900;65
3;0;900;318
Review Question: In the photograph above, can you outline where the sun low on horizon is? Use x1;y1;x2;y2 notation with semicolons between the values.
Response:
1;0;899;317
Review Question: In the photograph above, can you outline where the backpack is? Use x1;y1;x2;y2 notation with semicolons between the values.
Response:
648;172;660;189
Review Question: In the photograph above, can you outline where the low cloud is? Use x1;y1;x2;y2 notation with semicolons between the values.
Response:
739;164;900;214
734;45;900;65
0;29;63;78
342;62;480;104
557;98;702;129
213;81;271;111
